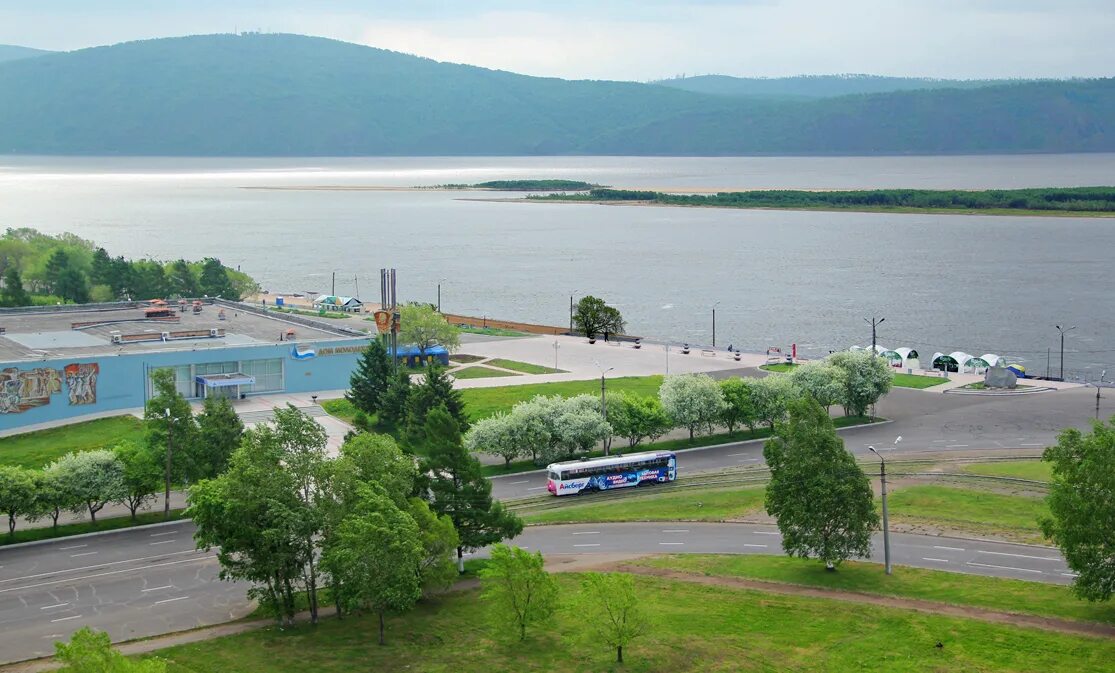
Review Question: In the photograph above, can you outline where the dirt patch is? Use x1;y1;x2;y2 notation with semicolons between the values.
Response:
615;564;1115;640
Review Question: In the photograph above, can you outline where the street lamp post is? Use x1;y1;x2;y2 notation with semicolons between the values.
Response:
1094;370;1107;420
437;278;446;313
1055;325;1076;381
868;436;900;576
569;290;578;333
163;407;173;519
712;301;720;348
865;316;885;356
596;362;615;455
553;340;560;371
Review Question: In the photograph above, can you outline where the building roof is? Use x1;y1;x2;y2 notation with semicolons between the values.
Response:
313;295;362;306
0;300;368;363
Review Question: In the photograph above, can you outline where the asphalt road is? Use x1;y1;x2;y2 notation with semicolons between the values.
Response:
491;385;1109;499
0;518;1073;665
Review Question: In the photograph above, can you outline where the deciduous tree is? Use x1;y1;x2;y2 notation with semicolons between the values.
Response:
659;373;726;439
113;441;163;520
399;303;460;357
828;350;893;417
573;295;625;340
763;398;878;569
576;572;649;664
719;378;757;435
144;368;199;483
195;395;244;478
51;450;127;523
1041;418;1115;601
55;627;166;673
465;412;522;468
198;257;239;298
0;465;36;535
479;544;558;641
609;393;673;447
790;361;847;411
750;373;798;429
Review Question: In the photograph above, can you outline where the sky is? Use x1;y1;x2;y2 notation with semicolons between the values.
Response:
2;0;1113;81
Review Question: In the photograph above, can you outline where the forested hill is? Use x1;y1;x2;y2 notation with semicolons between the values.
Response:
0;33;1111;156
0;44;51;63
654;74;1030;99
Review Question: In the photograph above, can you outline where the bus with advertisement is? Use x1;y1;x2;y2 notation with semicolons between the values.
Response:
546;451;677;496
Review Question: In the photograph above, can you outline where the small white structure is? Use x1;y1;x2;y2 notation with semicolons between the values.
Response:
312;295;363;313
894;347;920;370
981;354;1003;368
932;352;959;372
879;349;903;367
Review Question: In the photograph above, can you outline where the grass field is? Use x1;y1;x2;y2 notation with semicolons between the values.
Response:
960;460;1052;482
2;509;188;546
460;375;663;421
451;366;521;380
888;484;1049;543
521;486;766;524
143;574;1115;672
759;363;797;372
636;554;1115;626
0;415;146;469
892;372;949;388
458;326;531;337
485;358;564;375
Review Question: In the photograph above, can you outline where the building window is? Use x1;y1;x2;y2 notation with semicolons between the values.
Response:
240;358;283;393
148;365;193;398
195;361;239;376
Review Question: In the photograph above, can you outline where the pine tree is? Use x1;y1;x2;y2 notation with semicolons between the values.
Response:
198;258;238;299
195;396;245;478
419;407;522;573
406;365;468;434
378;369;413;431
55;267;90;303
345;340;392;416
0;267;31;307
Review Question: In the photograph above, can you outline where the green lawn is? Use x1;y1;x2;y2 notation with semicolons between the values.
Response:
458;326;531;337
0;415;146;469
485;358;564;375
452;366;521;380
759;363;797;372
271;306;352;319
892;372;950;388
888;484;1049;543
2;509;188;547
960;460;1052;482
143;574;1115;672
460;375;663;421
449;353;487;364
320;398;358;424
521;486;766;524
636;554;1115;626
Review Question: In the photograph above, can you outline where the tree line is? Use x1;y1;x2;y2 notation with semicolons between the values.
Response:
534;187;1115;213
464;350;893;468
0;228;257;307
0;370;245;537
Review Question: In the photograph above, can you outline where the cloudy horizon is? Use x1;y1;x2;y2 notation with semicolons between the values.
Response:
2;0;1112;81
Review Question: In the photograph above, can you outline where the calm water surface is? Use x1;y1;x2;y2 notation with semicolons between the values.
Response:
1;155;1113;376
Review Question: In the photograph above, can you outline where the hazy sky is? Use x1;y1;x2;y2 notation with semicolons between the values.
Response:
3;0;1112;80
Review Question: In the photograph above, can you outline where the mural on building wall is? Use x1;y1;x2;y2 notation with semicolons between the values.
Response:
0;363;99;413
64;363;99;406
0;367;63;414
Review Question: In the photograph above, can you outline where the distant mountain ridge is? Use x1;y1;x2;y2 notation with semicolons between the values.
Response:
0;34;1111;156
0;44;52;64
654;74;1042;99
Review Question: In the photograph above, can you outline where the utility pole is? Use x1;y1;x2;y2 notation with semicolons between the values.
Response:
596;363;615;455
331;270;336;297
1096;370;1107;420
865;316;885;356
1055;325;1076;381
163;407;173;519
869;444;893;575
437;283;442;313
712;301;720;348
569;292;576;333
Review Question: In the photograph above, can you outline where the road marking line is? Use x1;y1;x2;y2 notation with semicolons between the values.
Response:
0;549;202;586
1;554;217;595
738;458;759;462
508;480;529;485
946;444;969;448
659;542;685;546
661;529;689;533
727;453;748;456
933;545;965;551
149;531;177;537
573;543;600;548
58;545;87;551
978;550;1060;562
70;552;98;558
39;603;69;610
152;596;190;606
744;544;768;548
922;558;950;563
1062;572;1080;578
148;540;177;546
570;531;600;535
966;561;1042;574
50;615;82;623
1019;443;1044;447
753;531;780;536
141;585;174;592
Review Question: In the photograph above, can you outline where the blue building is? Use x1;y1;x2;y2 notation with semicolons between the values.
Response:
0;300;370;433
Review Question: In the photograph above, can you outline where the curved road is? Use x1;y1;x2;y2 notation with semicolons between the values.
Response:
0;518;1073;665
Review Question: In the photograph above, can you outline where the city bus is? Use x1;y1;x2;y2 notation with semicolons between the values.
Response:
546;451;677;496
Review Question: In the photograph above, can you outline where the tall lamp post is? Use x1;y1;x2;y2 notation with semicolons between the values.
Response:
569;290;578;333
865;316;885;356
1055;324;1076;381
596;362;615;455
437;278;446;313
163;407;173;519
712;301;720;348
868;435;900;575
1092;370;1107;420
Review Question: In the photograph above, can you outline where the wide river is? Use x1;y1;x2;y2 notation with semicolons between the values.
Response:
1;154;1113;377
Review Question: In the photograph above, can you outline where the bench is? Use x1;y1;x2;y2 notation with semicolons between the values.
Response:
701;349;716;357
